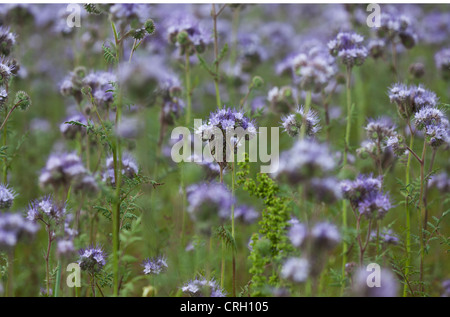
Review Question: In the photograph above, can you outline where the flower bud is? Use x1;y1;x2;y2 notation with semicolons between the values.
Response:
144;19;156;35
177;30;189;45
14;90;31;111
252;76;264;89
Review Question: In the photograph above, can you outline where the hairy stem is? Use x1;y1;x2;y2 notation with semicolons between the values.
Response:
403;128;414;297
341;65;353;290
419;141;427;293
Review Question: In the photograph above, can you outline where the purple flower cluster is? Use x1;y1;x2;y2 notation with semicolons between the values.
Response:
292;45;336;93
281;106;321;138
328;32;368;68
341;174;392;219
39;152;97;193
142;255;168;275
82;70;116;108
186;182;234;225
0;184;16;210
102;153;138;186
166;13;210;55
0;26;16;56
442;280;450;297
234;205;259;224
27;196;66;223
196;107;257;169
376;12;418;49
0;212;39;249
414;107;449;148
358;117;401;162
181;277;226;297
78;245;107;273
60;112;87;140
289;221;340;250
370;228;399;245
388;83;438;119
281;257;310;283
275;139;336;184
0;56;16;83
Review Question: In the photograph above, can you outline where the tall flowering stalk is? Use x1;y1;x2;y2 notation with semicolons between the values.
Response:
292;45;335;139
328;31;367;287
105;10;155;295
389;83;448;294
196;107;256;296
340;174;392;265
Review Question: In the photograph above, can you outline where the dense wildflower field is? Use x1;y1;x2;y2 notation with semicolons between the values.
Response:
0;3;449;298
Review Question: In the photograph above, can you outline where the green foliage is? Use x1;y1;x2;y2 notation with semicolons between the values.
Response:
102;42;118;65
237;153;293;296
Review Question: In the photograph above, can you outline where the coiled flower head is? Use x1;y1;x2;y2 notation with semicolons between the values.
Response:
39;152;88;190
0;26;16;56
82;70;116;108
78;245;107;273
377;13;418;49
167;14;210;56
14;90;31;111
414;107;449;148
0;57;16;85
292;46;336;93
0;184;16;210
181;277;226;297
388;83;438;119
142;255;168;275
0;212;39;250
341;174;392;219
195;107;256;170
281;106;320;138
328;32;368;68
27;196;66;224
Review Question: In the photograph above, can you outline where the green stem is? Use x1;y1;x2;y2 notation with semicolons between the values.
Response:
112;140;122;297
299;90;312;139
403;132;414;297
341;65;353;292
54;261;62;297
221;239;225;289
6;249;14;297
2;105;8;184
111;21;124;296
185;52;192;126
343;66;352;164
419;141;427;293
231;160;236;297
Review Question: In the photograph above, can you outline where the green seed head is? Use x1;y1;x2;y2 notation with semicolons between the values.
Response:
144;19;156;35
15;90;31;111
